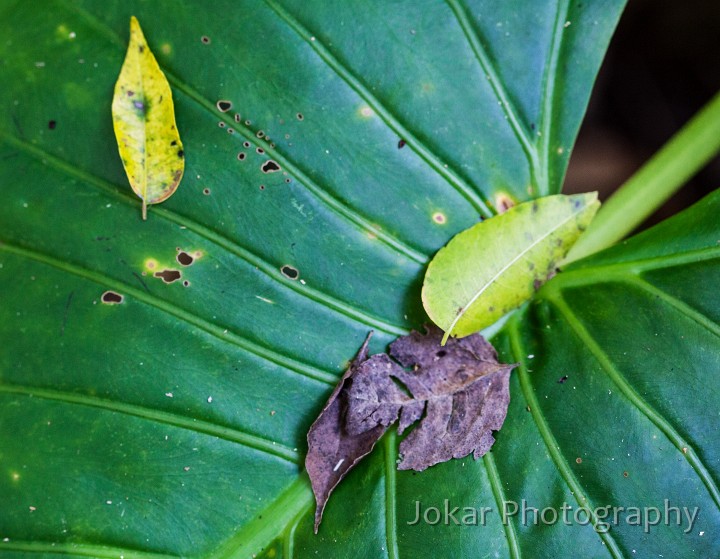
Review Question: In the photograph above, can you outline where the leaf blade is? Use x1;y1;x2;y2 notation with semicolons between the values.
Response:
111;16;184;219
422;193;600;341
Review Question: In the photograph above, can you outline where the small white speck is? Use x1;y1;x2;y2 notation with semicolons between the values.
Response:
310;36;316;41
106;203;112;208
78;58;85;64
527;354;534;359
207;396;213;403
700;531;705;536
35;61;45;68
564;21;571;27
333;458;345;472
183;466;190;472
2;538;9;542
69;31;76;39
29;506;36;512
22;203;28;208
106;500;112;505
300;279;306;285
165;392;173;398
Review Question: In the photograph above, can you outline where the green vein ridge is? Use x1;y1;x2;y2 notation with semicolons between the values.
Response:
0;383;298;463
0;240;337;386
507;320;624;558
263;0;495;219
550;290;720;511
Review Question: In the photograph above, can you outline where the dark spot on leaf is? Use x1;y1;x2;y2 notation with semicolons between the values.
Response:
261;160;281;173
243;141;250;148
133;100;145;112
234;113;241;122
154;269;182;283
227;128;235;134
237;152;246;161
176;251;194;266
101;291;123;304
203;188;211;195
532;202;539;213
281;265;299;280
244;120;251;126
296;113;304;121
259;185;265;190
218;121;225;128
623;471;629;478
557;375;568;384
531;123;535;130
127;90;134;97
398;139;406;149
216;100;232;112
285;178;292;184
48;120;56;130
533;279;542;290
256;147;265;155
171;140;177;146
201;35;211;44
183;280;190;287
177;150;184;159
256;130;265;139
138;45;144;53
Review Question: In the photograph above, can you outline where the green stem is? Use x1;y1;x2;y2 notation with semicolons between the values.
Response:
567;89;720;263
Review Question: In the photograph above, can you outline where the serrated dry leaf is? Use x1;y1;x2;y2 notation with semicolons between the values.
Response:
112;16;184;220
305;326;515;532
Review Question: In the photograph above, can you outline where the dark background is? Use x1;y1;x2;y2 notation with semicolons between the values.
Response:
565;0;720;231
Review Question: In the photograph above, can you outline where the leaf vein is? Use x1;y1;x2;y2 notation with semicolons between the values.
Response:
507;320;624;558
0;239;337;386
0;383;298;463
263;0;495;219
551;290;720;510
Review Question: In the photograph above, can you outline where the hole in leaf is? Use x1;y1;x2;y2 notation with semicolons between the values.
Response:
101;291;123;304
261;160;281;173
154;269;182;283
281;265;299;280
216;100;232;112
176;251;194;266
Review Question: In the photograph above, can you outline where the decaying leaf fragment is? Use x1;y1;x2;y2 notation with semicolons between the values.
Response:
305;334;388;532
112;17;184;220
306;326;515;531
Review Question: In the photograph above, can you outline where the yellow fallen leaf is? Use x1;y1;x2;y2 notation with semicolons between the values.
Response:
112;16;184;220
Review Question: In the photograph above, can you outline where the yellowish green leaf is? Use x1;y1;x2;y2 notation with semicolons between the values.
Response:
112;16;184;220
422;193;600;343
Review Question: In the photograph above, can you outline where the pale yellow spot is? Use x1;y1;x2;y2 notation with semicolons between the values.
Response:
432;212;447;225
192;250;204;260
11;472;20;482
359;105;374;118
494;192;516;213
557;147;565;155
144;258;158;271
160;43;172;55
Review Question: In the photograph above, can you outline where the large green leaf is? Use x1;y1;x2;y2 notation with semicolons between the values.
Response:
21;1;720;558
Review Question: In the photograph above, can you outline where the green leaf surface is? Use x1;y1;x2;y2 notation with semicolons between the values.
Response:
422;193;599;341
20;1;720;558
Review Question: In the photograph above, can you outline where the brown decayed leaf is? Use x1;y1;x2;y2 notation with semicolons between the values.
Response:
305;333;388;533
305;325;516;531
